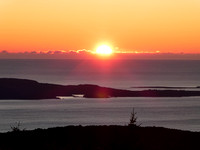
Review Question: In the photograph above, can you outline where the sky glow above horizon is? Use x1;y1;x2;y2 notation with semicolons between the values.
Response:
1;0;200;54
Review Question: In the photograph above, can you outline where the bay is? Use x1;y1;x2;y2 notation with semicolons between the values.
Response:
0;97;200;132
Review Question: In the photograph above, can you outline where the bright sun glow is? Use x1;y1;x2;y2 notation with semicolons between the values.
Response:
96;45;113;55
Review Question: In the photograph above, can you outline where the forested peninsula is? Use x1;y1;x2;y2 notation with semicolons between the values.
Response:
1;78;200;99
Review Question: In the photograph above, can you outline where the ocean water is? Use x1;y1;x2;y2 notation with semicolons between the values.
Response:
0;59;200;88
0;59;200;132
0;97;200;132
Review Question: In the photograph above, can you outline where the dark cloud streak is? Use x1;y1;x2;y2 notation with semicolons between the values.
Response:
0;50;200;60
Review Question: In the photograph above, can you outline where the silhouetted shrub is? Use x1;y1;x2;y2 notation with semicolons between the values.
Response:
128;108;140;127
10;122;25;132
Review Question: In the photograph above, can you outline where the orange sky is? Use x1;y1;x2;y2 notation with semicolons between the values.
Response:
1;0;200;53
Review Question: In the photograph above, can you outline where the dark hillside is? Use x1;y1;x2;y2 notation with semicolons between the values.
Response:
1;78;200;99
0;126;199;150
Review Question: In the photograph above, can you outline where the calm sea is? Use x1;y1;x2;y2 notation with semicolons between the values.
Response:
0;97;200;132
0;59;200;132
0;59;200;88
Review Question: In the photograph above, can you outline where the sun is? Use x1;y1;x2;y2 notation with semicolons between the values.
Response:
96;45;113;55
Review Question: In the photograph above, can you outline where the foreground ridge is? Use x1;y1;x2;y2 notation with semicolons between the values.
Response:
0;125;199;150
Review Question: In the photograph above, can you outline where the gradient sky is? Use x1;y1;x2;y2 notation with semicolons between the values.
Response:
1;0;200;53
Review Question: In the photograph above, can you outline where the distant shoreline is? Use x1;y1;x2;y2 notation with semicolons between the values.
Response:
131;86;200;89
1;78;200;99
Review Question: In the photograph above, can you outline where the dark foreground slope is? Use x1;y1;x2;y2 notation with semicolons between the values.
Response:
0;126;199;150
1;78;200;99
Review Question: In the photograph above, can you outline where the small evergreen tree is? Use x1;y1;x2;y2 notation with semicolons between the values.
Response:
129;108;139;127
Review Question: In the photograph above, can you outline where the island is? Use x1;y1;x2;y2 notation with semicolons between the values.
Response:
1;78;200;99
